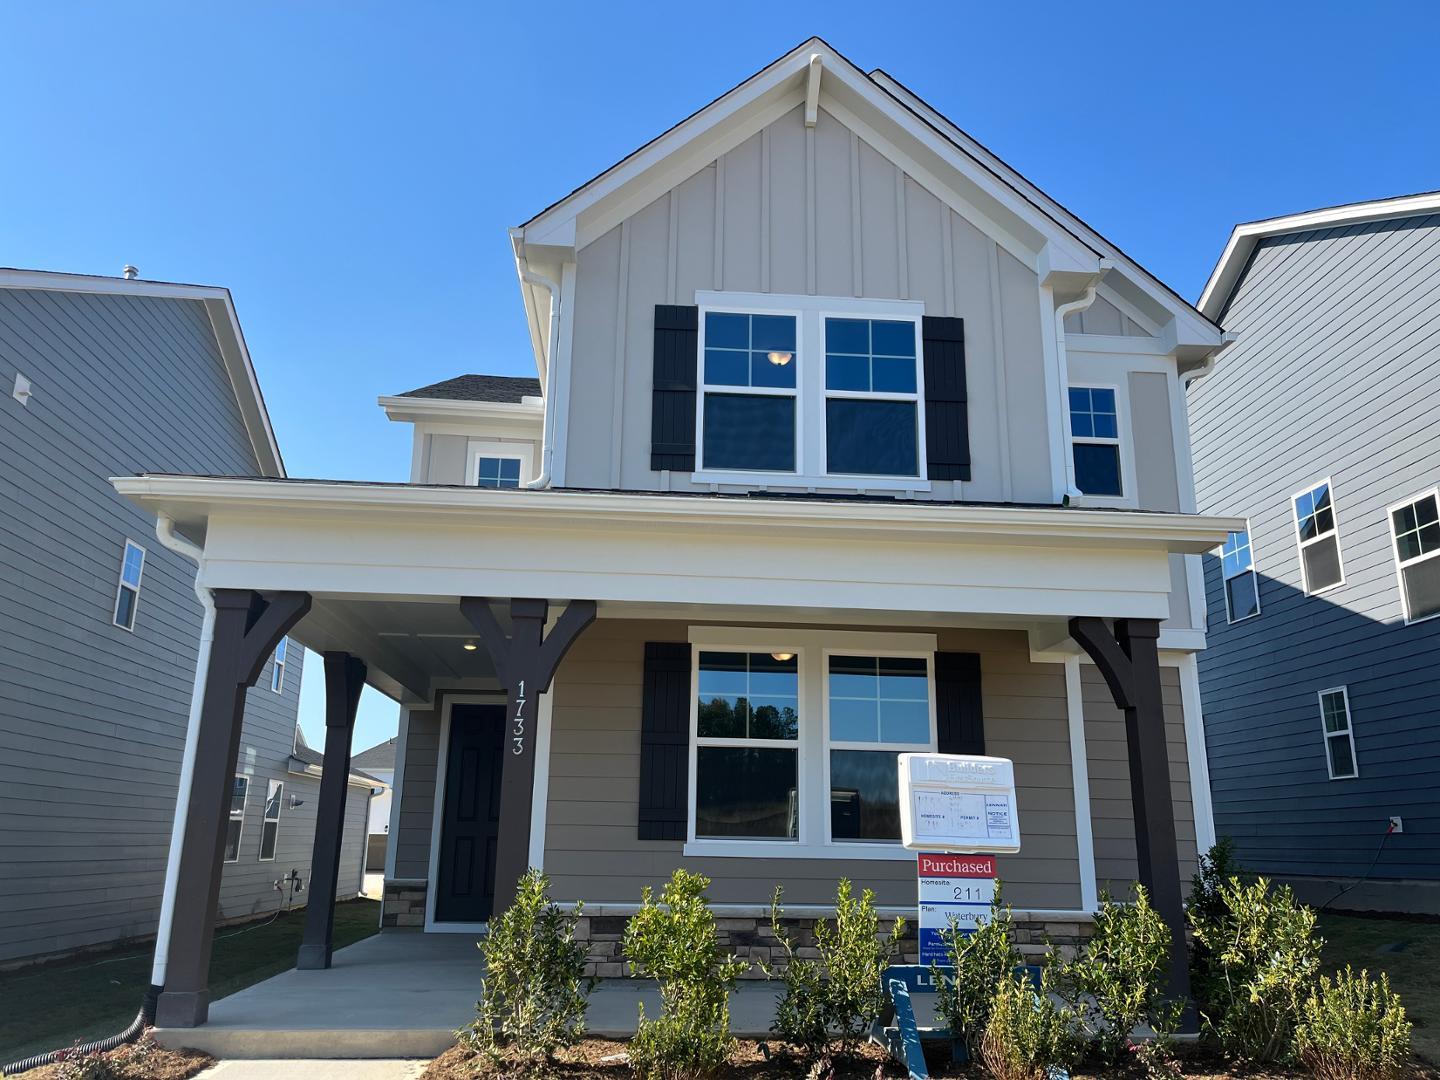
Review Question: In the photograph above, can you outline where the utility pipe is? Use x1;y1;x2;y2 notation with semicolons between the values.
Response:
150;514;216;988
518;251;563;490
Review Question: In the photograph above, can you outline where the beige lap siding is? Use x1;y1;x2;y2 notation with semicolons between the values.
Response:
1081;665;1198;897
542;620;1084;913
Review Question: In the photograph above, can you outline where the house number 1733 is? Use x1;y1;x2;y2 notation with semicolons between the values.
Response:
512;679;527;756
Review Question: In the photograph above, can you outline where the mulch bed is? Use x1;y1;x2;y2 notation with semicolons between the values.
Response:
418;1038;1440;1078
21;1037;212;1080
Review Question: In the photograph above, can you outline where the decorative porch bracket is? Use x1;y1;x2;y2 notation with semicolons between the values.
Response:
1068;616;1196;1031
460;597;597;912
156;589;312;1028
296;651;368;970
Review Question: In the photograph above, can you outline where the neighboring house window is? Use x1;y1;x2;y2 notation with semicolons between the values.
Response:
1068;387;1122;497
112;540;146;630
823;318;920;477
1293;479;1344;594
258;780;283;860
270;637;288;693
826;655;931;842
699;311;798;473
476;456;522;488
1318;687;1358;780
1221;526;1261;623
693;650;799;839
1388;490;1440;623
224;776;248;863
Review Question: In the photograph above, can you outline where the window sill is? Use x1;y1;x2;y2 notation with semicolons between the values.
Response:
691;470;933;494
682;839;917;861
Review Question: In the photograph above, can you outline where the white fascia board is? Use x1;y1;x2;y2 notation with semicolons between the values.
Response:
1198;190;1440;320
0;269;285;476
377;394;545;426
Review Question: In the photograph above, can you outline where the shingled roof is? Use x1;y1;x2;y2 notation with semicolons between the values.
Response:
396;374;541;404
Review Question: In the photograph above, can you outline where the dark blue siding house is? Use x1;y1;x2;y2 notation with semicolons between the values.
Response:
1189;193;1440;913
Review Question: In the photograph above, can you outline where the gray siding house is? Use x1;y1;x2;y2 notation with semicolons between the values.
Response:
1190;193;1440;912
0;269;371;964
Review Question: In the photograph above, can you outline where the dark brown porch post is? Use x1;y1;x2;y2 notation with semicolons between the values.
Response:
461;597;596;911
296;652;367;970
1069;616;1196;1030
156;589;311;1028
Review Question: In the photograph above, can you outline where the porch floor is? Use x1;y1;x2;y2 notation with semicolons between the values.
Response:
157;931;941;1060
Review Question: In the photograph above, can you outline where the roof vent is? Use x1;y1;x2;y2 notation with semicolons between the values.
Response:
122;265;139;280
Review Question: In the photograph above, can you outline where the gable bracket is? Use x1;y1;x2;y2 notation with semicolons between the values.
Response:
805;53;822;127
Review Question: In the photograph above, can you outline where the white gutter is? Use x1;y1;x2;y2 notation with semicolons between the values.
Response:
149;515;215;987
1053;262;1112;500
516;245;562;490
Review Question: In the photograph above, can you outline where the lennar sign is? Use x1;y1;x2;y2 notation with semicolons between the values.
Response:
899;754;1021;965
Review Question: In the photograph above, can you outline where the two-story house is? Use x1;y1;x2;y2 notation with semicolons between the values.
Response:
115;38;1239;1030
1191;192;1440;914
0;268;373;967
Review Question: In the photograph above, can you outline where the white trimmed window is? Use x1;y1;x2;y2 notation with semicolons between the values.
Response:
1318;687;1358;780
258;780;283;861
1221;526;1260;623
270;637;289;693
224;776;248;863
1068;386;1123;498
693;292;927;491
686;628;936;859
112;540;146;630
1293;479;1344;594
467;440;533;489
1388;490;1440;624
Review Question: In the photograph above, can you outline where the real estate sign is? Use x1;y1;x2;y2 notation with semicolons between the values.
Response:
916;852;997;964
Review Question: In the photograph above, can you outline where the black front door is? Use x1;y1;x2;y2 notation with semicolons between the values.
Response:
435;703;504;923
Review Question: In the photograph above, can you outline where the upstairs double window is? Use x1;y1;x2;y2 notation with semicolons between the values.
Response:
694;294;926;488
1389;490;1440;623
1293;479;1344;594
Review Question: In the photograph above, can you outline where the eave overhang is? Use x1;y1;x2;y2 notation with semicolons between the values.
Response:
377;394;545;426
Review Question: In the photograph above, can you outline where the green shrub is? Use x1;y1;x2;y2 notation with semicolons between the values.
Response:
1187;838;1241;983
623;869;748;1080
1296;967;1412;1080
763;879;905;1068
932;883;1022;1058
1055;885;1179;1062
464;868;593;1070
53;1046;118;1080
1187;875;1320;1063
979;967;1080;1080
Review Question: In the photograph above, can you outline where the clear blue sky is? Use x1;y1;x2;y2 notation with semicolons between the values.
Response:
3;2;1436;749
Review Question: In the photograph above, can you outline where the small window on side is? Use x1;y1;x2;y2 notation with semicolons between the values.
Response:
1221;527;1261;623
1069;387;1123;497
113;540;146;630
1293;480;1344;594
270;637;288;693
1318;687;1357;780
476;456;522;489
258;780;283;861
225;776;248;862
1389;490;1440;624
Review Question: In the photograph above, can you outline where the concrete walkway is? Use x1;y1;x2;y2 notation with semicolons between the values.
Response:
197;1062;425;1079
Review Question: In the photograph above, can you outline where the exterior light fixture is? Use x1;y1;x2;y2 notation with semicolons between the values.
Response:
463;641;478;651
771;651;795;662
767;351;793;366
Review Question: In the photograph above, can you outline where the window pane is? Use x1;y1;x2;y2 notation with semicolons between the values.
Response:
705;312;749;349
880;699;930;745
695;747;797;838
1327;735;1355;778
264;783;283;821
224;820;242;862
830;750;901;840
260;821;279;860
704;348;749;386
121;544;144;586
870;320;916;357
1302;535;1343;592
829;656;929;745
703;394;795;472
826;318;870;354
749;699;799;740
872;356;916;394
826;353;870;392
115;586;138;629
1392;496;1440;564
1225;571;1260;621
829;696;878;742
826;399;917;476
1320;691;1348;732
499;458;521;481
1402;558;1440;621
750;351;796;388
1221;530;1253;578
230;777;248;816
1070;387;1117;440
1073;443;1122;496
697;652;797;740
750;314;796;352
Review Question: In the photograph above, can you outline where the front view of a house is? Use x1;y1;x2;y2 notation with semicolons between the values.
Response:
116;38;1239;1028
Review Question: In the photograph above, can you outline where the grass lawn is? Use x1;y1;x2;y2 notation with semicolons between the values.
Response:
1318;911;1440;1064
0;899;380;1066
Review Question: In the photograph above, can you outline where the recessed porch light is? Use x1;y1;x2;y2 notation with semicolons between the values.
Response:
462;641;478;651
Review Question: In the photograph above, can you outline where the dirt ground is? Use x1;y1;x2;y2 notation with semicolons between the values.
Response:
22;1038;212;1080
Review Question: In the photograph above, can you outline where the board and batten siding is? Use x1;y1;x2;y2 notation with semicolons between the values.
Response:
0;287;356;963
561;103;1053;504
1189;214;1440;883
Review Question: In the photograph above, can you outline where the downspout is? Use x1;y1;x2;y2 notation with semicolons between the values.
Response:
518;248;562;490
1053;263;1112;501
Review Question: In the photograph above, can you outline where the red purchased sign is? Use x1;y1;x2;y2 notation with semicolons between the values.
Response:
917;853;996;877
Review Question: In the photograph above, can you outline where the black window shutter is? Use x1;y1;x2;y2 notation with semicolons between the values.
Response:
638;642;691;840
935;651;985;755
922;316;970;482
651;305;699;472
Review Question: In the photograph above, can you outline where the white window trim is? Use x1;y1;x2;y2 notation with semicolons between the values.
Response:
1386;487;1440;626
258;779;284;861
1317;686;1358;781
1066;382;1136;509
683;625;937;861
1291;476;1346;596
270;637;288;693
691;291;931;494
1221;521;1262;624
467;440;535;489
112;539;146;631
225;774;249;863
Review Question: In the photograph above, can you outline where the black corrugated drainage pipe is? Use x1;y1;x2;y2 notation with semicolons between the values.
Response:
1;984;160;1075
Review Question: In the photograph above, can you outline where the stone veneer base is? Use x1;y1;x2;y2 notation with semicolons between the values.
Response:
381;880;428;927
